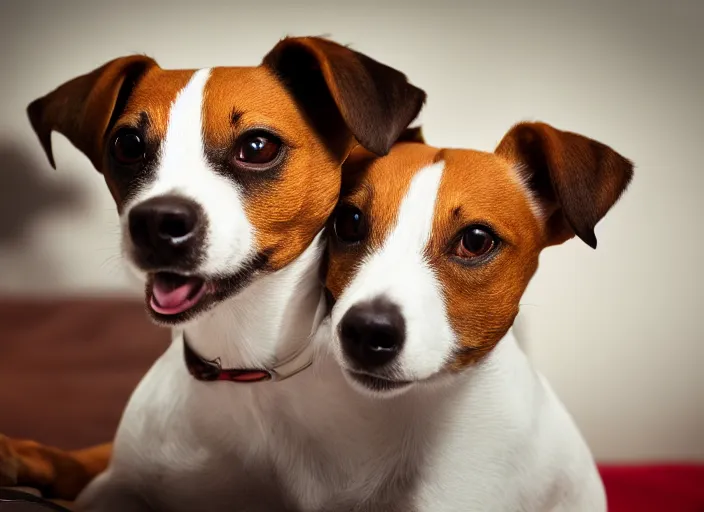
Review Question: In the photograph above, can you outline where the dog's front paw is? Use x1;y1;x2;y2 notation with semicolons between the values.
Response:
0;436;110;502
0;434;58;493
0;434;21;486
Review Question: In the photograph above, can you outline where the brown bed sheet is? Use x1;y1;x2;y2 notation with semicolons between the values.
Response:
0;297;169;450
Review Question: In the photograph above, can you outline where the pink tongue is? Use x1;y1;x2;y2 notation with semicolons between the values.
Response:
151;274;204;315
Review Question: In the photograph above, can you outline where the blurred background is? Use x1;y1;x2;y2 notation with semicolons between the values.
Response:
0;0;701;469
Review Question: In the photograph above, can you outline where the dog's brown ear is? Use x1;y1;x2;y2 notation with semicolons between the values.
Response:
27;55;156;171
263;37;426;157
496;122;634;249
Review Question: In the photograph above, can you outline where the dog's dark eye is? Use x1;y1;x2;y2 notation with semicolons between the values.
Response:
235;131;282;167
111;130;145;165
333;205;367;244
454;226;497;260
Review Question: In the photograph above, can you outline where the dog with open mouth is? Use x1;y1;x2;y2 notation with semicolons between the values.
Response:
0;36;425;510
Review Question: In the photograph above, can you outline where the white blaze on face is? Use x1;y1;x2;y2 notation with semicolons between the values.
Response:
122;68;256;276
331;161;456;381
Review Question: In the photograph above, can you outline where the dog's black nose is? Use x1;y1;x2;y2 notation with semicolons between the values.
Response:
339;299;405;368
128;196;203;266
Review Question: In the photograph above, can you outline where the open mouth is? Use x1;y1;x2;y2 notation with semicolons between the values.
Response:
143;252;269;324
149;272;208;316
347;370;412;393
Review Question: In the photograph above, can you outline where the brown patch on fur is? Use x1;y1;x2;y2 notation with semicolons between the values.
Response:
202;67;346;270
104;67;194;204
111;67;195;142
0;435;111;501
440;125;631;368
428;149;544;368
325;142;439;299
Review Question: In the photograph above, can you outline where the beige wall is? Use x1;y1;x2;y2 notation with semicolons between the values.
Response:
1;0;702;461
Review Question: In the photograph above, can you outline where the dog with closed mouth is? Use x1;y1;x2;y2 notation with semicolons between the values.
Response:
306;124;632;511
0;36;425;510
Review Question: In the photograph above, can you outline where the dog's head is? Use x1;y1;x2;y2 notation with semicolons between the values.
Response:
27;37;425;324
323;123;633;396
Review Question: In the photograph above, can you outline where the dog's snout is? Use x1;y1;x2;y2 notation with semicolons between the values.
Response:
128;196;204;267
339;299;405;368
130;196;199;247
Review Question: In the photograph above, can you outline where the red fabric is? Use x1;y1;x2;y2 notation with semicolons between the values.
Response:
599;464;704;511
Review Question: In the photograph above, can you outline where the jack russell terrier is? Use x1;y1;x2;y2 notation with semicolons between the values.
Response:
314;125;632;510
3;119;632;511
0;36;425;509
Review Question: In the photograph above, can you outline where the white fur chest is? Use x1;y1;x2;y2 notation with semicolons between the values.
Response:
82;331;604;512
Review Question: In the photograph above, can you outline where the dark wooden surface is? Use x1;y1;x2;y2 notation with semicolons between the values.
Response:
0;297;169;450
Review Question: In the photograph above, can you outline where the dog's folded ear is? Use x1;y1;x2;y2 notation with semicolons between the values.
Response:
27;55;156;171
495;122;634;249
263;37;426;157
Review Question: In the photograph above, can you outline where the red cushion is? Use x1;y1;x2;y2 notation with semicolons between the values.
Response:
599;464;704;511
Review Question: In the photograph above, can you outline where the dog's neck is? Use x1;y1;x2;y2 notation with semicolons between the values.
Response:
180;235;325;369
